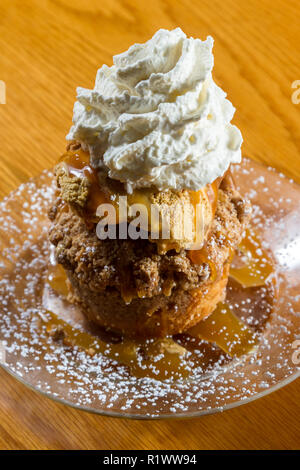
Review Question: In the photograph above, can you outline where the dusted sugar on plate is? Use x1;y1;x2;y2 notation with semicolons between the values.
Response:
48;28;251;338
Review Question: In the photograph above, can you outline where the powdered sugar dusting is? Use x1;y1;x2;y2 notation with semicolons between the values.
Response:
0;161;299;418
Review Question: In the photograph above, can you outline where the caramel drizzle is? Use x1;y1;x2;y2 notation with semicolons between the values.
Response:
59;149;109;221
58;148;224;302
46;226;276;379
229;228;275;287
59;148;220;233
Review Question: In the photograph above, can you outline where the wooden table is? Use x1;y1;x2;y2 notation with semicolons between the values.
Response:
0;0;299;450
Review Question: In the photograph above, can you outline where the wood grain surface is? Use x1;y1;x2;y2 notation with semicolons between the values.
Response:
0;0;299;450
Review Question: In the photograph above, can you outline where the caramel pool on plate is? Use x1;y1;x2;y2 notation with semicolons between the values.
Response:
45;227;276;380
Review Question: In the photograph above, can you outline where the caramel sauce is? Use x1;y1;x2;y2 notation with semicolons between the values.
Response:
187;302;258;356
58;146;220;300
188;242;220;282
188;243;236;285
188;187;204;249
45;225;276;379
51;153;277;377
48;263;69;298
188;178;220;249
188;211;274;291
59;149;109;221
46;264;190;379
205;177;221;217
41;309;189;380
183;229;276;359
59;148;220;248
229;228;275;287
187;175;222;263
121;284;137;305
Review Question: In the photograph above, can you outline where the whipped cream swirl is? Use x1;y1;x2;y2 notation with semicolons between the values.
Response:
67;28;242;193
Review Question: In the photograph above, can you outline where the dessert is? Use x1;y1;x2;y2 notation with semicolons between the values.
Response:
49;28;251;338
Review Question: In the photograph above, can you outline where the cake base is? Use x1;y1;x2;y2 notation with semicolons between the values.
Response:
66;263;230;338
49;172;251;338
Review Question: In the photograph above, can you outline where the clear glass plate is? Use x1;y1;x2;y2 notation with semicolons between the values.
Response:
0;158;299;419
